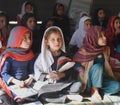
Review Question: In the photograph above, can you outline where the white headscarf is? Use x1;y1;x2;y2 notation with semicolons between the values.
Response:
69;16;91;48
34;26;65;80
18;1;34;19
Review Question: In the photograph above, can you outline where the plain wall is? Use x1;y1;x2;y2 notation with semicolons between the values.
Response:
0;0;56;21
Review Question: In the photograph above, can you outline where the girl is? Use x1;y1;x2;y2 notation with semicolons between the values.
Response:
106;16;120;62
0;11;10;54
34;26;83;103
21;13;41;56
17;1;34;25
73;26;120;100
0;26;35;103
69;16;92;57
52;3;70;47
92;8;108;29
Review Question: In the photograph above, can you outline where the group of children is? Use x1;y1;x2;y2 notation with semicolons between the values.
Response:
0;1;120;105
0;24;120;104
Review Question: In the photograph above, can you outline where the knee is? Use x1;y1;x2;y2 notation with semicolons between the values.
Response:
69;81;82;94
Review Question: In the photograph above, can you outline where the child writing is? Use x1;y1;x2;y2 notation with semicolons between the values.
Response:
73;26;120;100
0;26;35;103
34;26;83;103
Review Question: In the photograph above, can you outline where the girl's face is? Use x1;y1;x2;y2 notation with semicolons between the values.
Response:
98;9;105;19
84;19;92;31
0;16;7;29
26;17;36;30
25;4;33;13
46;32;63;52
56;6;64;16
20;32;31;49
98;31;106;46
114;18;120;31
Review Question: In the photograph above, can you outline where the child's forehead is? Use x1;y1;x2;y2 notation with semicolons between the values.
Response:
49;32;62;37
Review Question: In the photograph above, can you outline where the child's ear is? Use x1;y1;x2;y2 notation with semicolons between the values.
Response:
45;39;49;46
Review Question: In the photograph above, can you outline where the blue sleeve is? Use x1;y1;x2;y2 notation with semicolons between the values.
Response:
1;58;12;83
28;58;35;76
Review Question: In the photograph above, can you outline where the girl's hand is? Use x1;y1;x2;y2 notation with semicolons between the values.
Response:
55;72;65;80
46;71;65;80
103;46;110;60
24;77;33;86
46;71;57;79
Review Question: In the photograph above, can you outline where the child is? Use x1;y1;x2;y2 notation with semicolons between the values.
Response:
0;26;35;103
73;26;120;100
52;3;70;47
92;8;108;29
0;11;10;54
106;16;120;61
17;1;34;25
34;26;83;103
21;13;41;56
69;16;92;57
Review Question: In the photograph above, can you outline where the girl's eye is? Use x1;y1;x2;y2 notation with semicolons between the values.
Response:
51;39;55;41
58;38;62;42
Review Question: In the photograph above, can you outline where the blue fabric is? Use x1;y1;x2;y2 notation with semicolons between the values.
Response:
102;72;120;94
1;57;35;83
116;45;120;53
87;63;103;92
87;55;120;94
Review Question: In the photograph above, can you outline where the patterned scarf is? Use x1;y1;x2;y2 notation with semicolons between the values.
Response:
74;26;104;62
0;26;35;98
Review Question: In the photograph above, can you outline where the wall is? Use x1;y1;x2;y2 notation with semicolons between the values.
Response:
0;0;56;21
91;0;120;17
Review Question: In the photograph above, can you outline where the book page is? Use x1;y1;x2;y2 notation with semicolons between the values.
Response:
58;62;75;72
9;85;37;99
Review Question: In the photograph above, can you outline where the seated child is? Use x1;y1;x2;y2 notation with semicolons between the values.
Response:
34;26;83;103
0;26;35;103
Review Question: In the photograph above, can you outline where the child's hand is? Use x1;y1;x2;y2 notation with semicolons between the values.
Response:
24;77;33;86
48;71;57;79
46;71;65;80
56;72;65;80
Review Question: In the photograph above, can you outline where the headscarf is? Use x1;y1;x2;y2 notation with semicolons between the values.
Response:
0;26;34;71
69;16;91;48
41;26;65;72
18;1;34;19
106;16;119;39
75;11;89;29
0;26;34;98
74;26;104;62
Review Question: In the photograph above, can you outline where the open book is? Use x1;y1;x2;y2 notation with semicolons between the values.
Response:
58;62;75;72
9;85;37;99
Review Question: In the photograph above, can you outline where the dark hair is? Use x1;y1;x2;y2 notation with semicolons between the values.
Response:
0;11;9;25
21;13;37;26
25;1;33;8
